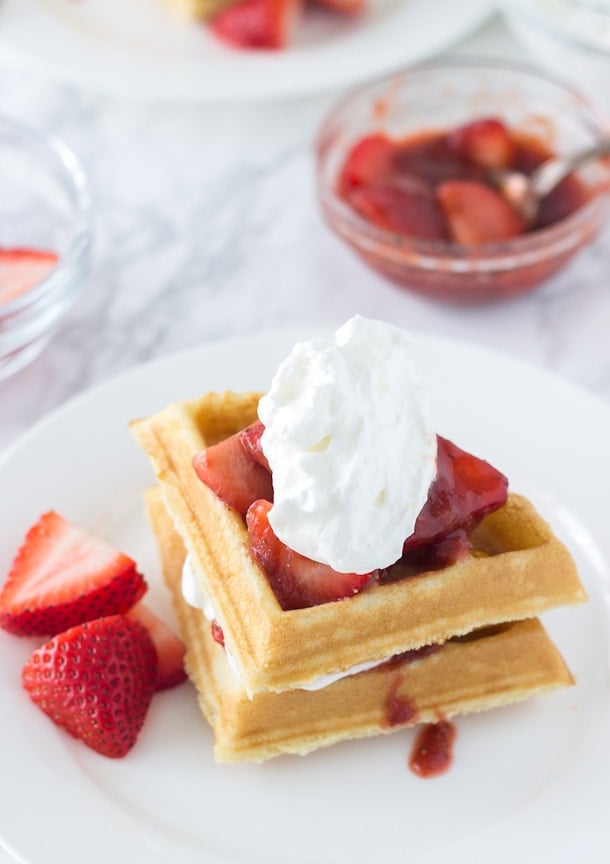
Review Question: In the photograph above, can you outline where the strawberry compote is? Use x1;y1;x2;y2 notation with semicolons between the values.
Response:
324;116;597;303
409;720;457;778
337;118;588;245
194;423;508;611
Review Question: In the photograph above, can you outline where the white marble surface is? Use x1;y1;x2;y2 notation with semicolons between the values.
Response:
0;10;610;860
2;12;610;458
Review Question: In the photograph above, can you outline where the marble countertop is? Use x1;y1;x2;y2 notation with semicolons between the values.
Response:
2;12;610;457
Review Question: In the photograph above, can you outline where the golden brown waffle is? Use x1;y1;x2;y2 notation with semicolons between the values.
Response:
146;487;575;763
130;391;586;695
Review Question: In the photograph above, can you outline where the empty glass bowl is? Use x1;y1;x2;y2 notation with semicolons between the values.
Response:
0;115;92;380
316;57;610;304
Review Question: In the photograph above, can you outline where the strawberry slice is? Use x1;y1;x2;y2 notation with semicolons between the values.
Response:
239;420;270;471
22;615;157;758
337;134;396;196
437;179;525;245
447;118;516;171
246;499;372;609
209;0;300;50
347;178;447;240
193;429;273;516
127;602;187;691
403;436;508;555
0;511;147;636
0;247;59;305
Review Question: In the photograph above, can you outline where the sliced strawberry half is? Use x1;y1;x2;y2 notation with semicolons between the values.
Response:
347;178;447;240
193;428;273;516
0;247;59;305
239;420;270;471
337;134;397;196
209;0;300;50
22;615;157;758
127;602;187;691
246;499;372;610
403;436;508;555
447;118;516;171
0;511;147;636
437;179;525;245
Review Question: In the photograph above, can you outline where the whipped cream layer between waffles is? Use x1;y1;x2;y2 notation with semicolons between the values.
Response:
145;486;575;763
130;391;587;696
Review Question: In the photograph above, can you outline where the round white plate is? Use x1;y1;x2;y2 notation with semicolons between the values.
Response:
0;0;493;102
0;330;609;864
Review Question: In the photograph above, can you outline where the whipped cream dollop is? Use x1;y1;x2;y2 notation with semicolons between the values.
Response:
257;315;437;574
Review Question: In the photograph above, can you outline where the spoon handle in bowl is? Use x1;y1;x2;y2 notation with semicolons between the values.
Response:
532;139;610;197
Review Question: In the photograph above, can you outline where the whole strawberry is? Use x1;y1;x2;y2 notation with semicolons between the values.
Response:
22;616;157;758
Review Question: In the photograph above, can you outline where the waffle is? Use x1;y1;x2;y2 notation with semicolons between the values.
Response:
146;486;575;762
130;391;587;696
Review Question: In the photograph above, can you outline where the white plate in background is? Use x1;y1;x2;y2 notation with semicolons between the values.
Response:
0;0;493;101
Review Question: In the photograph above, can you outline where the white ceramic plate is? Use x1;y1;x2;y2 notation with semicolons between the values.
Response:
0;330;609;864
0;0;493;102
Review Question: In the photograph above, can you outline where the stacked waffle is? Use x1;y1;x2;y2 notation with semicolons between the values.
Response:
131;390;586;763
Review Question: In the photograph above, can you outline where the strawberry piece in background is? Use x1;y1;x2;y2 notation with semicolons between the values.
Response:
338;134;397;196
447;118;516;171
0;247;58;305
348;178;447;240
310;0;365;13
437;179;525;245
209;0;301;50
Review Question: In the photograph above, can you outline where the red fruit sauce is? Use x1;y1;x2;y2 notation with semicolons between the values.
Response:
384;675;418;727
337;119;588;242
409;720;457;778
333;117;593;302
211;620;225;647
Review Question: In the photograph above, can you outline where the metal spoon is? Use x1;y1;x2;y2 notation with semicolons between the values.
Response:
493;139;610;225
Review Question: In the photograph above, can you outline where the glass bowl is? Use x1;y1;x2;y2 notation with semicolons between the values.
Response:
0;115;92;380
315;57;610;304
